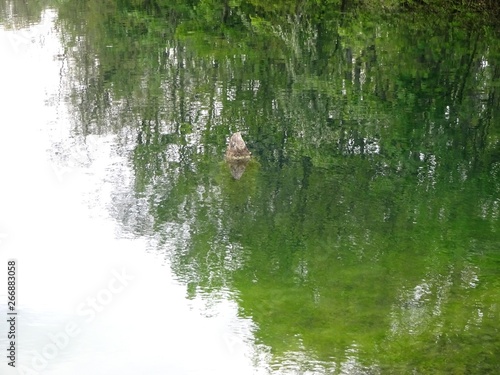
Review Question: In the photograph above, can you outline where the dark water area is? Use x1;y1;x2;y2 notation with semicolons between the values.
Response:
1;0;499;373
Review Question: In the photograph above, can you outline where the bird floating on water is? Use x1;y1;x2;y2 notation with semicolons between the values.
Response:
225;132;251;180
225;132;251;161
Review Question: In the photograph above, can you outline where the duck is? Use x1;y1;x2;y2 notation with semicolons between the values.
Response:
225;132;251;161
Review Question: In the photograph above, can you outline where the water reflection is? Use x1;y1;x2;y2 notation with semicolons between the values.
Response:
0;7;263;375
2;0;500;373
226;159;250;180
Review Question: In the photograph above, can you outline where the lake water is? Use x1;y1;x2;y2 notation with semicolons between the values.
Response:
0;2;499;374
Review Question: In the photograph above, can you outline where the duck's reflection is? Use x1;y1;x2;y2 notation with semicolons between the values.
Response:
227;159;249;180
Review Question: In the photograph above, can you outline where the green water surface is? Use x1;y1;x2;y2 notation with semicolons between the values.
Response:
4;0;499;373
